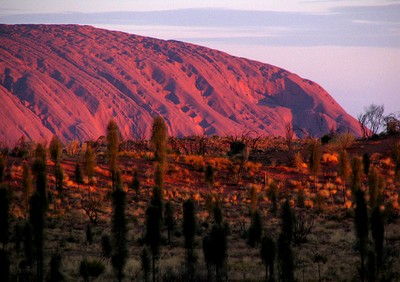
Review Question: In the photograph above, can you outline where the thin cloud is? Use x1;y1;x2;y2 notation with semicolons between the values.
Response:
0;4;399;48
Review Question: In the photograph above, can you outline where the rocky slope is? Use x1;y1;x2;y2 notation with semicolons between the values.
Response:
0;24;361;143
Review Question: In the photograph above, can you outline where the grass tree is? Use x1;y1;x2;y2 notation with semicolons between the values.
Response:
145;186;163;282
278;200;295;282
183;198;197;279
50;135;63;190
111;187;128;282
32;143;47;206
205;163;214;188
74;162;84;190
203;201;229;281
0;156;5;183
83;145;96;193
151;116;168;167
368;166;382;208
308;139;321;188
260;236;276;282
0;187;9;248
23;222;34;267
354;189;369;281
362;153;370;176
164;201;175;244
338;149;351;204
131;169;141;201
55;163;64;202
49;135;62;165
141;247;151;282
29;144;48;281
30;191;45;281
248;210;262;248
22;164;32;216
107;120;120;190
370;206;384;272
0;249;10;281
350;156;364;194
47;251;64;282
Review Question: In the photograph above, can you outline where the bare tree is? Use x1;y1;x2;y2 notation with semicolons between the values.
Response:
357;104;385;138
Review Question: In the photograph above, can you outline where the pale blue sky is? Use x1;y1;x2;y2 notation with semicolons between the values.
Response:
1;0;399;118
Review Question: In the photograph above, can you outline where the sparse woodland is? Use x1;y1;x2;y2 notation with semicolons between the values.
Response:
0;118;399;281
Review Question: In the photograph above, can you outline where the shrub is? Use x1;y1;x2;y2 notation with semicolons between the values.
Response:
332;133;355;151
79;259;105;282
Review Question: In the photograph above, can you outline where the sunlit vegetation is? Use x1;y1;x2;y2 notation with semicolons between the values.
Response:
0;121;399;281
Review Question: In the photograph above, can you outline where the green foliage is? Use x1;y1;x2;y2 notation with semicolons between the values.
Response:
74;163;84;188
83;145;96;185
279;200;295;282
205;164;214;187
131;169;140;199
267;181;279;216
338;149;351;182
183;198;197;279
15;223;23;253
55;163;64;193
354;189;369;281
32;144;48;207
183;199;197;251
281;200;294;243
49;135;62;164
261;236;276;282
203;222;228;281
332;133;355;151
146;186;163;282
101;235;112;259
392;141;400;181
278;233;294;282
213;201;223;225
29;191;45;281
313;252;328;282
34;143;47;164
141;248;151;282
366;250;377;282
79;259;105;282
350;157;363;193
107;120;120;190
308;139;321;179
146;204;161;281
23;222;34;266
154;163;164;191
296;189;305;208
0;156;5;183
0;249;10;282
0;187;9;246
370;206;384;270
368;166;382;208
362;153;370;176
47;252;64;282
111;188;128;282
22;164;32;215
164;201;175;244
248;210;262;248
86;224;93;245
151;116;168;166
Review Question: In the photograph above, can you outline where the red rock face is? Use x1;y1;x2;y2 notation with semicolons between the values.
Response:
0;24;361;142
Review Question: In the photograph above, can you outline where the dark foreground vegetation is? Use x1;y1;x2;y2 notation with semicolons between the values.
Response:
0;117;399;281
